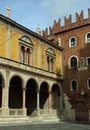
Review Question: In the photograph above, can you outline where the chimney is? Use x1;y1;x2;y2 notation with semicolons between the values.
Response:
36;24;41;35
6;6;11;18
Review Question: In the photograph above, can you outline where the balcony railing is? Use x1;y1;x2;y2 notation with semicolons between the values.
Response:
38;109;58;117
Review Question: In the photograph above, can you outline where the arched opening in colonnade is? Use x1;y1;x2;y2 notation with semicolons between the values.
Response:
51;84;61;110
40;82;49;109
0;73;4;108
9;76;23;108
26;78;38;116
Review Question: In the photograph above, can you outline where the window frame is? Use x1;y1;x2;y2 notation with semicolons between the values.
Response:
68;55;78;69
46;48;56;73
69;37;77;47
19;36;33;65
86;57;90;66
71;79;78;91
85;32;90;43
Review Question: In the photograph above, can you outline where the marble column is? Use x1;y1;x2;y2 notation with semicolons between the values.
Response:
22;87;26;116
37;88;40;116
37;89;40;109
48;91;52;110
3;70;10;116
1;86;5;109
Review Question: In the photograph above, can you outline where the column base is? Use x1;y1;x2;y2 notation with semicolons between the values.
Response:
1;107;9;117
23;108;27;116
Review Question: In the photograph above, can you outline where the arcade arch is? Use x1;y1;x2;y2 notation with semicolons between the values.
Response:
8;75;23;108
51;84;61;110
0;73;5;108
40;82;49;109
25;78;38;115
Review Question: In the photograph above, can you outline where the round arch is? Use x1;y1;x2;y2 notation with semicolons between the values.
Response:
0;73;5;108
40;81;49;109
85;32;90;43
69;36;77;47
51;83;61;109
8;75;23;108
9;74;24;86
68;55;78;69
25;78;38;116
70;79;78;91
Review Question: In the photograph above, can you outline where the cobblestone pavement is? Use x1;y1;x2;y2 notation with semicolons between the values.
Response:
0;122;90;130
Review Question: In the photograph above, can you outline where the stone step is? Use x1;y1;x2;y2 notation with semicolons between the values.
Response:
0;116;65;125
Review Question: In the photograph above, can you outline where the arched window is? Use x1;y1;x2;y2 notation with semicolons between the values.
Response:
87;78;90;89
19;36;33;65
46;48;56;72
70;56;78;69
71;79;78;91
69;37;77;47
86;33;90;43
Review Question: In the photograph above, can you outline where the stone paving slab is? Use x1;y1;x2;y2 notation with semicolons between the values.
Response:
0;122;90;130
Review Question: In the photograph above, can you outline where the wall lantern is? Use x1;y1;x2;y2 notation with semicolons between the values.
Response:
80;89;85;96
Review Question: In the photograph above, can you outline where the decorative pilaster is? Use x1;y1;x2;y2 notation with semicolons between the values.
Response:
60;52;63;75
38;43;41;68
7;26;11;58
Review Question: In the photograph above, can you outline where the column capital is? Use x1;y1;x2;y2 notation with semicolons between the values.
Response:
37;88;40;93
22;87;26;90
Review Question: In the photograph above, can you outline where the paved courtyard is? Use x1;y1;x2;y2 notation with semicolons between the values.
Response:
0;122;90;130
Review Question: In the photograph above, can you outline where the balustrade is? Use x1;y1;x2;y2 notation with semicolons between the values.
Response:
9;109;23;116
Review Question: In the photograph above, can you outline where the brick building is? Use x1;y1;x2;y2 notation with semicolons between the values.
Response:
42;9;90;121
0;8;63;123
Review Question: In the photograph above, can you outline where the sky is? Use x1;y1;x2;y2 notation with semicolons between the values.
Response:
0;0;90;33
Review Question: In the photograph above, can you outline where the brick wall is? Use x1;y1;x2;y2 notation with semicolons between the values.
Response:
43;9;90;106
